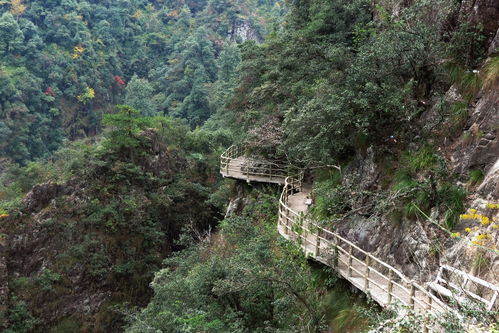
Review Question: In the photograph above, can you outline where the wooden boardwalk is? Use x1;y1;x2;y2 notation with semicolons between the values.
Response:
219;145;499;323
220;145;288;185
277;177;448;313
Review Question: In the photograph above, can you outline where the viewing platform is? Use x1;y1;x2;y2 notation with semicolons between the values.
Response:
220;145;288;185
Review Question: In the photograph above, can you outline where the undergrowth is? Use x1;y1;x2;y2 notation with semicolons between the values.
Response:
391;146;466;230
310;170;347;221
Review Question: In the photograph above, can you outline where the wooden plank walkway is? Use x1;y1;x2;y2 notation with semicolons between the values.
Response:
220;145;288;185
219;145;499;324
221;156;286;185
276;176;449;314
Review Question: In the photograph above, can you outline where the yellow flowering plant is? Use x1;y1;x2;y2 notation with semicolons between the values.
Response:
72;45;85;59
459;203;499;250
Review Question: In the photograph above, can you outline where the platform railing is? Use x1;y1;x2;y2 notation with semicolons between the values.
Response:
278;176;449;315
220;145;292;183
219;146;498;331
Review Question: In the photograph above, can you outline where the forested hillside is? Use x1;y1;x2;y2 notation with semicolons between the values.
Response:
0;0;281;163
1;0;498;332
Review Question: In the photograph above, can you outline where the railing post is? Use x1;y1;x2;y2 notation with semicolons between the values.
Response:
387;270;393;304
277;204;282;228
269;163;272;180
409;283;415;309
302;215;307;247
422;293;432;333
284;207;289;235
364;254;370;291
315;229;321;257
246;162;250;183
348;245;353;277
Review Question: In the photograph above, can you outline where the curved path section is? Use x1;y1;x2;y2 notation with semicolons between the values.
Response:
278;176;447;313
219;146;498;319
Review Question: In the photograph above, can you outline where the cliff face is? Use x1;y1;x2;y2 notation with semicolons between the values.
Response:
450;0;499;200
331;0;499;285
0;131;218;332
460;0;499;41
229;19;263;43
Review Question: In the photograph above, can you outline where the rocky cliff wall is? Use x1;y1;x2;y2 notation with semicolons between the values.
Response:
333;1;499;287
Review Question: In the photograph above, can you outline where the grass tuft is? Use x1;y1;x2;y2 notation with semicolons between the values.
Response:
482;56;499;89
468;169;484;186
401;145;439;173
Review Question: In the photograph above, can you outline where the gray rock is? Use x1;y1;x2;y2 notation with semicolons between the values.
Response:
488;28;499;55
229;20;262;43
478;158;499;199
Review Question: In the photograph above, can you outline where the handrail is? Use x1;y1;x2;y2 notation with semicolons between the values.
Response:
220;145;299;183
278;176;450;314
219;146;499;331
433;265;499;311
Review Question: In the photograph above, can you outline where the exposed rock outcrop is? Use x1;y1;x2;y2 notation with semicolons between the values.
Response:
460;0;499;41
22;183;66;212
488;27;499;55
478;159;499;199
449;81;499;198
333;149;445;282
229;20;262;43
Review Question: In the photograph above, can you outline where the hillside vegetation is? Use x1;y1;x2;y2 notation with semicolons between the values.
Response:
1;0;498;332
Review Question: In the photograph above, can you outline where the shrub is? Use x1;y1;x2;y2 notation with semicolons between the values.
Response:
5;300;39;333
37;269;61;291
401;145;439;173
310;172;348;221
446;22;486;70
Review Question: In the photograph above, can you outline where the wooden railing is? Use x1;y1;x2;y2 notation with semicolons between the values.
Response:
220;145;291;183
219;146;499;331
430;265;499;311
278;176;450;314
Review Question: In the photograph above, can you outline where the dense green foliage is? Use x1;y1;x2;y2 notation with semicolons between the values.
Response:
126;189;368;333
0;0;495;331
1;109;231;331
0;0;281;163
222;0;487;165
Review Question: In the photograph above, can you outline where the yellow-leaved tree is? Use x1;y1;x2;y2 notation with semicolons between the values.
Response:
10;0;26;17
